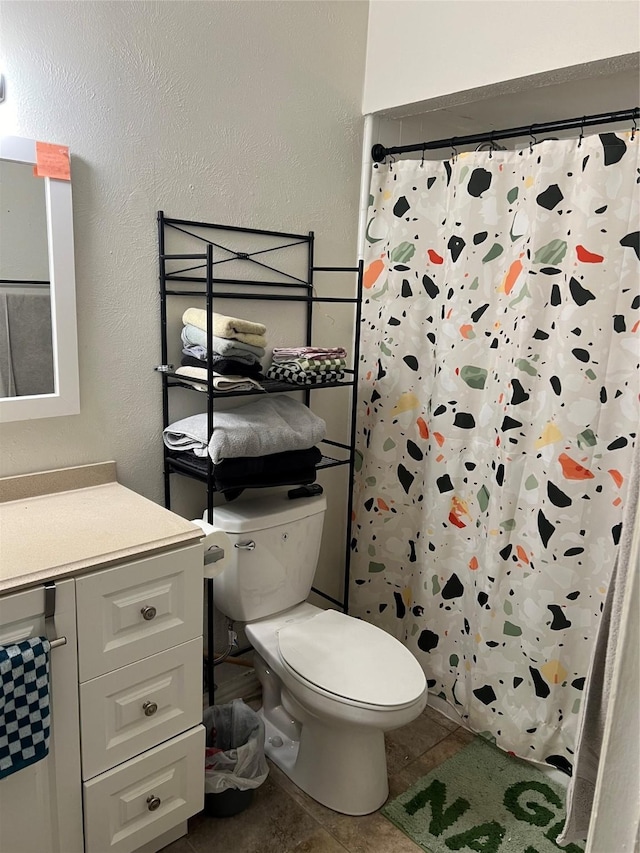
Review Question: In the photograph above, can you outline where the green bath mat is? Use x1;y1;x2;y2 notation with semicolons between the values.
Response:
382;738;585;853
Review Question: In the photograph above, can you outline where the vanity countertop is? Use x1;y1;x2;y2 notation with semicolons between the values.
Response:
0;462;202;594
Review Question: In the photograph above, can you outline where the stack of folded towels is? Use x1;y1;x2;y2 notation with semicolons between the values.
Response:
266;346;347;385
179;307;266;393
163;396;325;498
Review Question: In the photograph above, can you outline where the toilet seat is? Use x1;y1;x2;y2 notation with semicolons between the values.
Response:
277;610;426;708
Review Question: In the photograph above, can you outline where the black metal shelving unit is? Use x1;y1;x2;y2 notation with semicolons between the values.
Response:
157;212;363;705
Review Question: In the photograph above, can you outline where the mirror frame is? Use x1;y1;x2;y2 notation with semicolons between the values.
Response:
0;136;80;422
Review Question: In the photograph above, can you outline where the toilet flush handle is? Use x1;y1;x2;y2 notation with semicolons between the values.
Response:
234;540;256;551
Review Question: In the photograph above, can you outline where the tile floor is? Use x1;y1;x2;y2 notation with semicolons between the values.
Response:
161;705;476;853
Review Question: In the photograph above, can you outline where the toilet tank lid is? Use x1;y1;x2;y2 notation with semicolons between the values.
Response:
209;493;327;534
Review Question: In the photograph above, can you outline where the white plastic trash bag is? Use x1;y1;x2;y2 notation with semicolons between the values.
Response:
204;698;269;793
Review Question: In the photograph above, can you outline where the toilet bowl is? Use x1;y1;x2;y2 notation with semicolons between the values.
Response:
207;493;428;815
246;602;427;815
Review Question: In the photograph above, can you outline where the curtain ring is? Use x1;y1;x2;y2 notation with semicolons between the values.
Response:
476;140;506;153
578;116;585;148
420;144;426;168
529;125;537;153
450;137;458;163
632;116;637;141
488;131;495;158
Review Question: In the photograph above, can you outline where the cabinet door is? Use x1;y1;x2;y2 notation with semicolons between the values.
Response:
80;638;202;780
76;543;203;681
0;580;83;853
83;725;205;853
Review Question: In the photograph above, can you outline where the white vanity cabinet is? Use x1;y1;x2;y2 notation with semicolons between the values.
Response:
76;543;205;853
0;543;205;853
0;580;84;853
0;463;206;853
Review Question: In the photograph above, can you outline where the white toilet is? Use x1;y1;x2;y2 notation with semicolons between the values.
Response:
208;493;427;815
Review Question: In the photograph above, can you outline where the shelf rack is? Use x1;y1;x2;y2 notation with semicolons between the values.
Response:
157;212;363;704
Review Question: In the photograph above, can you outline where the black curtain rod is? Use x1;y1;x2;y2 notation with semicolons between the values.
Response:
371;107;640;163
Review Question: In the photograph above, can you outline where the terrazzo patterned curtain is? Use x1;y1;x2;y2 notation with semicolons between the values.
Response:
351;131;639;771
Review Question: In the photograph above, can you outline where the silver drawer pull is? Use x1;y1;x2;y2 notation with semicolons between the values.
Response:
234;540;255;551
142;701;158;717
146;795;161;811
140;605;157;621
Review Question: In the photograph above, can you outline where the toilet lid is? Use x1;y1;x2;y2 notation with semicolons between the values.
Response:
277;610;426;707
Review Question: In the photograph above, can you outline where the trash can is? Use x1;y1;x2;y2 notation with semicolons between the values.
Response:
203;698;269;817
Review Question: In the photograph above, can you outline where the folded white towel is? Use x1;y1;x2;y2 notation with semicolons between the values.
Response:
182;308;267;347
181;326;265;361
163;396;326;463
175;366;264;394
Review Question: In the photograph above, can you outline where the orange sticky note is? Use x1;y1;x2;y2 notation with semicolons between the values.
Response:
34;141;70;180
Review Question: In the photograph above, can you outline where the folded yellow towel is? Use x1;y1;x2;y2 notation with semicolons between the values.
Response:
182;307;267;348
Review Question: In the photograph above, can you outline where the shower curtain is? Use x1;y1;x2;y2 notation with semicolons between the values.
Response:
351;130;639;770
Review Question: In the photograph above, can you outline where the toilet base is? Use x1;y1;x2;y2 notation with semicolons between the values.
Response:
259;705;389;816
248;612;427;815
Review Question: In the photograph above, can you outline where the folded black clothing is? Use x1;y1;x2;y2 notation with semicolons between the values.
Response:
166;447;322;499
214;447;322;499
213;446;322;479
181;355;205;369
215;466;318;498
180;354;264;378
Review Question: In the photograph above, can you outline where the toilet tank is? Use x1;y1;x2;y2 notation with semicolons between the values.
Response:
209;494;326;622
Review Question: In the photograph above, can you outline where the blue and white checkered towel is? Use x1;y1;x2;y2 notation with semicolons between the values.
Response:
0;637;51;779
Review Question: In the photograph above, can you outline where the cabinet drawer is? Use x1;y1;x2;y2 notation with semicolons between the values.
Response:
76;544;203;681
83;725;205;853
80;639;203;780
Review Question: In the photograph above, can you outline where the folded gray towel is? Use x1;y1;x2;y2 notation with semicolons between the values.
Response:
163;396;326;464
181;325;265;360
182;340;259;367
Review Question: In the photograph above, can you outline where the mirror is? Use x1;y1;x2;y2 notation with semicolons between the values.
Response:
0;136;79;422
0;159;54;397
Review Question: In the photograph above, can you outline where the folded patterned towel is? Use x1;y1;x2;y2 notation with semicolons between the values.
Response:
183;308;267;348
0;637;51;780
181;354;264;378
266;364;344;385
272;346;347;361
181;326;265;360
163;396;326;464
275;357;346;373
175;366;264;393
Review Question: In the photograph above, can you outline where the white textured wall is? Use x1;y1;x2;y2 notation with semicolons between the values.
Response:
0;1;366;503
364;0;640;114
0;0;367;622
